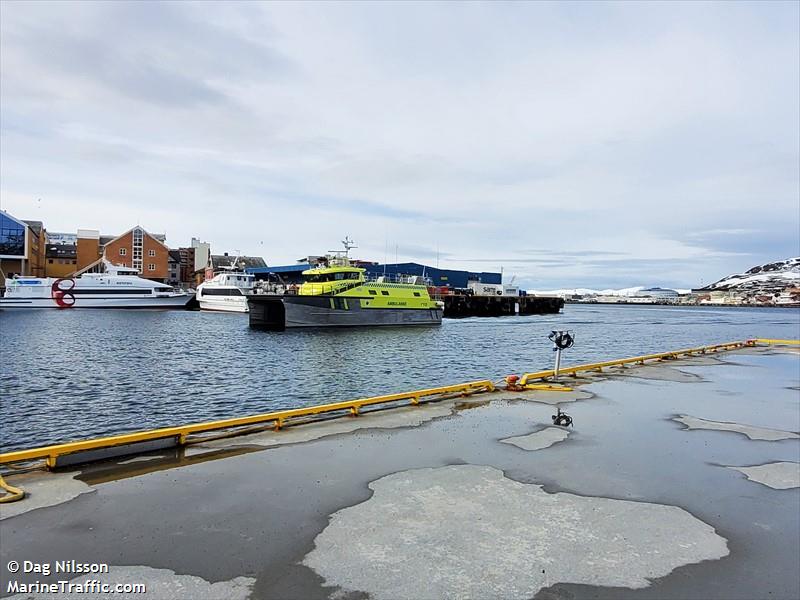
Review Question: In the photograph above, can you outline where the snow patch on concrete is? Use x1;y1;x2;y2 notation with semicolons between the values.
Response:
728;462;800;489
501;427;570;451
304;465;729;599
0;471;92;521
674;415;799;441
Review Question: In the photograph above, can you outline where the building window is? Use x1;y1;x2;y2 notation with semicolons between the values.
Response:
48;259;54;264
0;213;26;257
148;263;155;271
148;249;155;257
119;248;127;256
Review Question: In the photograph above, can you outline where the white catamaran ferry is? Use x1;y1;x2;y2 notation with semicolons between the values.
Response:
0;263;193;310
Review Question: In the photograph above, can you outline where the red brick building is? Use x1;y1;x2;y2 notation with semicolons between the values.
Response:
103;226;170;282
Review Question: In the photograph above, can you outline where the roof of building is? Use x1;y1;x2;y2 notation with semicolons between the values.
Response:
22;220;44;233
248;263;311;274
168;250;182;263
102;226;169;249
212;254;267;269
46;244;77;258
0;210;27;228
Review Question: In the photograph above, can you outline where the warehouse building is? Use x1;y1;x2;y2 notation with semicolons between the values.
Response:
248;261;501;288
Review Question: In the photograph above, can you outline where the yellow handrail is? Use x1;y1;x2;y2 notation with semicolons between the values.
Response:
518;341;754;386
0;380;495;468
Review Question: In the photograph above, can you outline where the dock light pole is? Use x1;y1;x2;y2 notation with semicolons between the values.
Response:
549;330;574;380
548;330;575;427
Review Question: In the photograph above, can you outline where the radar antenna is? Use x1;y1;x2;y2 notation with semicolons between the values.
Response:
326;237;359;267
341;236;357;255
328;237;358;257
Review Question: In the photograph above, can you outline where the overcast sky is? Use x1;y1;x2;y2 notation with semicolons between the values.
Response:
1;1;798;289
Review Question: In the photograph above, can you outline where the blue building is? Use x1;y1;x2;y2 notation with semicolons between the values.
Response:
362;263;501;288
247;262;501;288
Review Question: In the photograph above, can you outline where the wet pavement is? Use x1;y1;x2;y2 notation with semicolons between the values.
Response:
1;346;798;600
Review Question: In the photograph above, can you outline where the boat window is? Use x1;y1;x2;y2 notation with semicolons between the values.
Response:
71;289;153;295
368;290;377;295
381;290;389;296
305;271;361;283
201;288;243;296
413;292;421;297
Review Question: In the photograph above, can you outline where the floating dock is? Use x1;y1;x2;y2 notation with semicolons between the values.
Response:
1;339;798;600
439;294;564;317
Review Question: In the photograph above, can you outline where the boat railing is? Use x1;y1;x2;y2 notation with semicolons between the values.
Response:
363;274;433;286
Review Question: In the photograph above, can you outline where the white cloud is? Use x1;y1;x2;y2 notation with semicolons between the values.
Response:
1;1;797;288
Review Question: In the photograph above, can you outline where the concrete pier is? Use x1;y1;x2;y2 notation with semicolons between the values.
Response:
441;294;564;317
1;346;798;599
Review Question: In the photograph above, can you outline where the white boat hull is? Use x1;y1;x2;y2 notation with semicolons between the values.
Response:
198;296;248;313
0;294;193;310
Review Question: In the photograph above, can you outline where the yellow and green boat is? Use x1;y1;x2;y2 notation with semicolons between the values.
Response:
247;242;443;330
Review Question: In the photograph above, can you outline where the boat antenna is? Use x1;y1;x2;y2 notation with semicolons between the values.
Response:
341;236;357;256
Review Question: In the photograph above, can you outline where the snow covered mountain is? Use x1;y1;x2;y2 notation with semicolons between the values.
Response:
529;286;691;297
699;257;800;293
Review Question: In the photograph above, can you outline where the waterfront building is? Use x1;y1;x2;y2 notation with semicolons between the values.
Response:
76;229;103;272
45;243;78;278
205;254;266;283
167;250;182;286
102;226;170;282
638;287;680;300
191;237;211;272
0;210;46;287
210;254;267;270
775;287;800;306
700;290;742;305
363;263;501;288
247;261;501;288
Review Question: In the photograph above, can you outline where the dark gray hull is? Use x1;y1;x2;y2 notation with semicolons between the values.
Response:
247;294;442;330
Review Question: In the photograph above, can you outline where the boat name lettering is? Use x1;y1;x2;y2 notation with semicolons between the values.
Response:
387;301;407;306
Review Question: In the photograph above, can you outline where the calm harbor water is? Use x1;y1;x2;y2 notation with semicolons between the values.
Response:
1;304;798;452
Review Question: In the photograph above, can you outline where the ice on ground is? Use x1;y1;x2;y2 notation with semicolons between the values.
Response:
304;465;729;599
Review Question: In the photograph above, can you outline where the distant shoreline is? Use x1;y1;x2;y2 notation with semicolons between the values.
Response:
562;301;800;309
